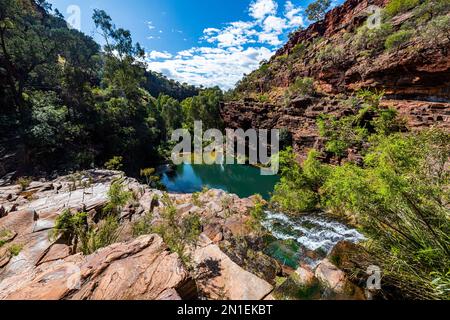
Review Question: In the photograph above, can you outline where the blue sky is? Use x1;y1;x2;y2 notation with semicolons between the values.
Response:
48;0;342;90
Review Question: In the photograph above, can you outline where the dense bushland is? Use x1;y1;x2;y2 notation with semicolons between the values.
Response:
0;0;222;176
270;91;450;299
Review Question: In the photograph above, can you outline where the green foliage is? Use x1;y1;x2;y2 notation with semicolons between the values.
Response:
420;14;450;45
93;9;145;98
140;168;163;189
104;156;124;171
285;77;315;102
317;90;403;157
316;44;346;66
50;209;87;247
156;94;183;138
26;91;78;152
0;229;14;247
385;0;420;17
16;176;32;191
256;93;270;103
247;195;267;234
181;87;224;133
431;271;450;298
132;210;155;237
80;215;121;254
192;192;202;207
385;29;414;50
306;0;332;21
51;209;121;255
8;243;23;256
271;148;328;214
152;193;202;267
322;129;450;299
317;114;368;157
103;179;132;215
144;70;199;101
292;43;307;57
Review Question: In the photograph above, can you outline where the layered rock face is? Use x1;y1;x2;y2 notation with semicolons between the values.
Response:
222;0;450;159
221;98;450;160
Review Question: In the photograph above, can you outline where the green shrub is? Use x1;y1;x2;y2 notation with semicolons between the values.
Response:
50;210;87;243
322;129;450;299
271;149;328;214
317;90;404;157
192;192;202;207
8;244;23;256
292;43;307;57
103;179;132;215
152;194;202;267
257;94;270;103
317;114;369;157
353;23;393;54
420;14;450;45
385;29;414;50
246;195;267;233
104;156;124;171
80;215;121;254
16;177;32;191
140;168;162;188
51;209;121;255
316;44;346;66
132;211;155;237
287;77;315;97
385;0;420;17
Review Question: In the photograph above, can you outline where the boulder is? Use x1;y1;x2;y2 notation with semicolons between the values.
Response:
0;206;6;218
315;259;347;293
0;210;36;237
314;259;365;300
193;234;273;300
0;247;11;268
0;235;190;300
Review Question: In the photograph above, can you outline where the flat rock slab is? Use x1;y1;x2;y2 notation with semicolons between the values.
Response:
19;183;110;214
194;234;273;300
0;235;189;300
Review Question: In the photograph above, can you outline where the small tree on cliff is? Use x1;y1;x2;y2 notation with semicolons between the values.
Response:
306;0;331;22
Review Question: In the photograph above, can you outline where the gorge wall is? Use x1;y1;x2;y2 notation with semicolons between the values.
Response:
221;0;450;160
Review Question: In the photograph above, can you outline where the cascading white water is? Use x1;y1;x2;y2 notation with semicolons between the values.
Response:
262;211;365;266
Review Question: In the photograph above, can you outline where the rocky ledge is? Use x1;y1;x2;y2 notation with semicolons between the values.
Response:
0;170;370;300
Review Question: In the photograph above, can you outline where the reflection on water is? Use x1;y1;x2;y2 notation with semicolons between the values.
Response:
161;163;280;200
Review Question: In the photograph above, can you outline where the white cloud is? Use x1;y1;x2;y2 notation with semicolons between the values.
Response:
263;15;287;32
146;21;155;30
145;0;309;89
202;21;256;48
146;50;173;60
249;0;278;20
284;1;305;27
258;32;282;46
147;46;274;90
204;27;220;35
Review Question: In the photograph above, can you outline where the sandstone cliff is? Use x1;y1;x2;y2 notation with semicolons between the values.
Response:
222;0;450;160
